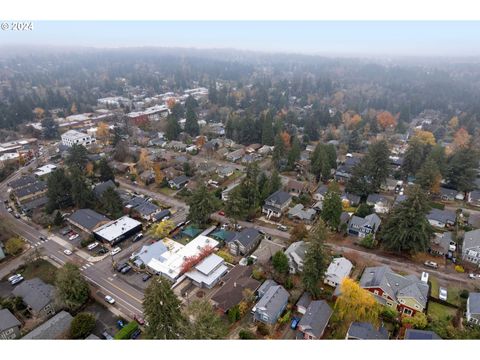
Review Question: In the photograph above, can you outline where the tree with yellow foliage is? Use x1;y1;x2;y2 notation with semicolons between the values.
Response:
96;122;110;144
151;219;175;239
33;107;45;120
448;116;459;131
412;130;436;146
153;163;165;186
138;148;152;172
334;278;382;327
70;102;77;114
453;127;471;149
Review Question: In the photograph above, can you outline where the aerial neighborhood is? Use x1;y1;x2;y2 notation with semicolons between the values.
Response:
1;46;480;342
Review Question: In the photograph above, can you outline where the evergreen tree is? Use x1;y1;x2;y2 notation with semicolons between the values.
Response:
185;95;198;110
46;168;72;213
184;300;227;339
225;187;247;223
302;221;329;299
445;147;479;193
185;107;200;137
272;134;286;170
287;136;301;170
239;163;260;210
208;81;218;104
143;278;186;339
70;168;94;208
380;185;434;254
165;114;181;141
321;186;343;230
272;251;289;274
415;157;441;192
268;169;282;195
56;263;90;311
53;210;64;226
261;111;274;146
99;158;115;182
311;143;335;181
65;144;89;171
187;184;219;227
170;102;185;120
402;137;430;177
41;117;59;139
100;187;123;218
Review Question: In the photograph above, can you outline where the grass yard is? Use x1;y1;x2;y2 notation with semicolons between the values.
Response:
157;187;177;196
430;277;439;298
18;259;58;285
427;302;457;322
429;276;464;307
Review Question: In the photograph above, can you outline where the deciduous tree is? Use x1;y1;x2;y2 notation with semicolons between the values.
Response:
272;251;289;274
56;263;90;311
184;299;227;339
151;219;175;239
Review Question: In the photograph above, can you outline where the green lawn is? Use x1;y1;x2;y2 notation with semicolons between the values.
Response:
427;302;456;322
19;259;58;285
158;187;176;196
429;277;439;298
429;276;463;307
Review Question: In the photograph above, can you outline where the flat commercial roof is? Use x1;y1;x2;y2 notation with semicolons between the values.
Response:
94;216;141;242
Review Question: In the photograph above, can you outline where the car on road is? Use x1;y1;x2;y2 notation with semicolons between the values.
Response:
469;273;480;279
439;287;448;301
87;242;99;250
63;249;72;256
277;224;288;232
120;265;132;274
8;274;22;282
142;274;152;282
116;320;125;329
111;247;122;256
424;261;439;269
133;314;145;325
132;233;143;242
10;276;24;286
104;295;116;304
218;210;225;216
39;236;46;241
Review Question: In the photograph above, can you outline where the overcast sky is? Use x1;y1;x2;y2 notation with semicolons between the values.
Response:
1;21;480;57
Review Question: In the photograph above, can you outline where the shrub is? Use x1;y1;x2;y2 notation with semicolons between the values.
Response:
80;238;94;248
257;323;270;336
114;321;139;340
239;329;256;339
217;249;234;264
381;307;397;321
460;290;469;299
455;265;465;273
70;312;96;339
359;234;377;249
227;305;241;323
252;267;266;281
4;237;24;256
278;310;291;325
284;276;294;290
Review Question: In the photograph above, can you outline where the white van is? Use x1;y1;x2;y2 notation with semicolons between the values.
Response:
421;272;429;283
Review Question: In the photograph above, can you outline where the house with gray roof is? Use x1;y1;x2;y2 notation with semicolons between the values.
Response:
295;292;313;315
285;241;307;274
463;229;480;266
438;187;459;201
130;241;168;268
92;180;116;199
185;253;228;289
466;292;480;325
297;300;333;339
348;213;381;238
0;309;21;339
126;198;161;221
257;279;278;299
253;284;289;325
346;322;389;340
22;311;73;339
468;190;480;207
12;180;47;203
427;208;456;228
12;278;56;318
68;208;111;234
431;232;456;256
324;257;353;287
168;175;189;190
225;228;262;256
262;190;292;219
341;192;361;207
8;175;37;191
225;148;245;163
288;204;317;224
359;266;429;316
313;185;329;202
366;194;391;214
404;329;441;340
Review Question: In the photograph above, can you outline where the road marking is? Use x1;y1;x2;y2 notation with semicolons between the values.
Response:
89;262;94;266
105;278;144;303
108;277;114;281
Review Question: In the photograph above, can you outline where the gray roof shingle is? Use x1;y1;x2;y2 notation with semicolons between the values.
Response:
468;292;480;315
22;311;73;339
298;300;333;338
0;309;21;332
12;278;55;312
347;322;389;340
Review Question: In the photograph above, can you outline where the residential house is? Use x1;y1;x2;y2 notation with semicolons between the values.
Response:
256;279;278;299
346;322;389;340
366;194;391;214
295;292;313;315
211;266;261;313
162;166;181;180
348;213;382;238
466;292;480;325
262;190;292;219
258;145;273;155
253;284;289;325
297;300;333;340
359;266;429;316
313;185;329;202
226;228;263;256
439;187;459;201
8;175;37;192
427;209;456;228
152;209;171;223
68;209;111;234
22;311;73;340
216;165;235;178
125;197;161;221
241;154;256;164
92;180;116;199
404;329;441;340
225;148;245;163
286;180;307;197
139;170;155;185
168;175;189;190
284;241;307;274
341;192;361;207
468;190;480;207
12;180;47;204
12;278;56;318
21;196;49;216
0;309;21;339
431;232;456;256
185;253;229;289
462;229;480;266
324;257;353;287
288;204;316;224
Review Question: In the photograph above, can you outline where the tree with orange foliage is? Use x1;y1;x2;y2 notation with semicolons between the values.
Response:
96;122;110;144
33;107;45;120
376;111;397;130
280;131;291;149
448;116;459;131
153;163;165;185
138;148;152;171
195;136;206;148
85;162;94;177
453;127;471;149
70;102;77;114
166;98;177;110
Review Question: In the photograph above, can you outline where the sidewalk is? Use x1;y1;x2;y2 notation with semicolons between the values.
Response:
47;234;109;263
0;247;33;279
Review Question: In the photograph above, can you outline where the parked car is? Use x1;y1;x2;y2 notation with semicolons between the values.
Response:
132;233;143;242
469;273;480;279
142;274;152;282
130;329;142;339
424;261;438;269
10;276;24;286
290;317;300;329
69;233;79;241
63;249;72;256
277;224;288;232
120;265;132;274
98;247;108;255
133;314;145;325
421;271;429;283
116;263;129;272
60;228;71;236
13;212;20;219
439;287;448;301
87;242;99;250
7;207;13;213
8;274;22;282
101;330;114;340
111;247;122;256
116;320;125;329
104;295;115;304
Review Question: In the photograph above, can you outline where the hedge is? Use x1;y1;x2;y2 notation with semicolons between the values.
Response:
114;321;139;340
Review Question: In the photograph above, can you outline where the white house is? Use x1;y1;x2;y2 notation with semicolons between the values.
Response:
61;130;96;147
324;257;353;287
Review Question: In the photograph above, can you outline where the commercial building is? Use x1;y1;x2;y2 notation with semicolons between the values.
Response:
61;129;96;147
93;215;142;245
